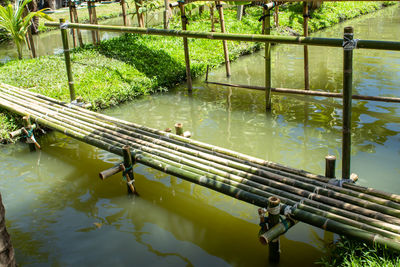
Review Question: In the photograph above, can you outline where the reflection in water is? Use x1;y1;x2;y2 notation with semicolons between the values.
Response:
0;5;399;267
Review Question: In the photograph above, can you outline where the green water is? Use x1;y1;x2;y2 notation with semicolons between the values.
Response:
1;6;399;266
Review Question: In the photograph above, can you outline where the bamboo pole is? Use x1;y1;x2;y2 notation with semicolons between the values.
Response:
210;3;215;32
3;90;400;230
23;115;36;151
71;4;83;47
342;26;354;179
263;4;272;110
164;0;170;29
135;0;144;27
179;1;193;92
237;5;243;21
259;218;296;244
44;22;400;51
92;2;100;44
121;0;128;26
87;2;97;44
2;96;400;241
274;5;278;27
204;81;400;103
325;155;336;178
216;1;231;77
267;196;281;263
59;18;76;102
69;2;77;48
303;2;309;90
99;163;124;180
123;145;136;194
4;83;400;207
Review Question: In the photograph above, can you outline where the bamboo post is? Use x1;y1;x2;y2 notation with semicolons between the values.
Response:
71;3;83;47
123;145;136;194
303;2;310;90
179;1;193;92
263;5;272;110
274;5;279;27
23;7;36;58
91;2;100;44
135;0;144;27
325;155;336;178
216;1;231;77
267;196;281;263
23;115;36;151
342;26;354;179
175;123;183;136
69;2;77;48
210;3;215;32
87;2;97;44
237;5;243;21
60;18;76;102
121;0;128;26
164;0;170;29
259;218;295;245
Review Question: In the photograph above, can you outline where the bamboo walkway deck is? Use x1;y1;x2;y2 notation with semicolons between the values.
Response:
1;83;400;251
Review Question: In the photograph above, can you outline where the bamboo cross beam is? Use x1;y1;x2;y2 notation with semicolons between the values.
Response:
44;22;400;51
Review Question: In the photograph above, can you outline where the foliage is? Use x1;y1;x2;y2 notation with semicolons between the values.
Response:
0;0;53;59
318;237;400;267
0;109;18;143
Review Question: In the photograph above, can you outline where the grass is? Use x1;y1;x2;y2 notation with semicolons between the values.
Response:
318;236;400;267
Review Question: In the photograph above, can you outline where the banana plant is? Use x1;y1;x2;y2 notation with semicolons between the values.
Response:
0;0;53;59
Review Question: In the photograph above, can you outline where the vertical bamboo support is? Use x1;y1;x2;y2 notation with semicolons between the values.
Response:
26;27;36;58
121;0;128;26
237;5;243;21
135;0;144;27
72;4;83;47
263;5;272;110
23;115;36;151
164;0;170;29
60;18;76;102
303;2;310;90
69;2;77;48
92;2;100;44
342;26;354;179
175;123;183;136
267;196;281;263
325;155;336;178
210;3;215;32
179;1;193;92
87;2;97;44
216;1;231;77
123;145;136;194
274;5;279;27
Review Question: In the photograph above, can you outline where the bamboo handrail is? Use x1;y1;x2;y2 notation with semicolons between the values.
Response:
44;22;400;51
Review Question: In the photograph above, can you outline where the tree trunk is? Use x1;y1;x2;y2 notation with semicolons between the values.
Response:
28;0;39;34
47;0;56;10
0;193;16;267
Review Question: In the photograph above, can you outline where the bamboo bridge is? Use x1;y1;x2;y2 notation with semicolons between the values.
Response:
1;83;400;253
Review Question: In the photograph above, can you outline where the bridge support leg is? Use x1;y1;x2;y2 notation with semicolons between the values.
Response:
267;196;281;263
60;18;76;102
23;115;39;152
325;155;336;178
123;145;136;194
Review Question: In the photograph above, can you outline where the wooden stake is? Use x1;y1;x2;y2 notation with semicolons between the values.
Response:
263;5;272;110
72;4;83;47
23;6;36;58
121;0;128;26
60;18;76;102
342;26;354;179
123;145;136;194
69;2;77;48
179;1;193;92
303;2;310;90
91;2;100;44
325;155;336;178
267;196;281;263
216;1;231;77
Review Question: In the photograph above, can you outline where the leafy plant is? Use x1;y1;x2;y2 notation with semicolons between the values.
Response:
0;0;53;59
